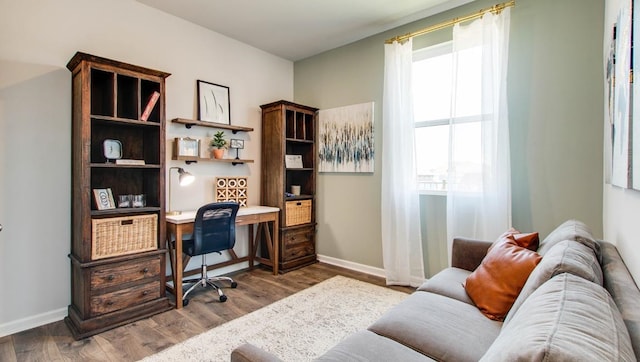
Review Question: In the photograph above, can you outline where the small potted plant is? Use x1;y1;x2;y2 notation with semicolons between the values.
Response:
210;130;227;159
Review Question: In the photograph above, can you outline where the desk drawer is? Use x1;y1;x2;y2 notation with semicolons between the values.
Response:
236;214;259;225
90;256;161;291
90;280;161;315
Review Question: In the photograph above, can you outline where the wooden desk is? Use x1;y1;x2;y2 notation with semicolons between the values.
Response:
166;205;279;309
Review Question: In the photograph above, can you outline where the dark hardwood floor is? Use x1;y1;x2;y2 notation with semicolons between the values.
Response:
0;263;414;362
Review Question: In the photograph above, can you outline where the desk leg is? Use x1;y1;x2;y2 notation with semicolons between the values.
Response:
273;216;279;275
175;226;184;309
248;224;254;270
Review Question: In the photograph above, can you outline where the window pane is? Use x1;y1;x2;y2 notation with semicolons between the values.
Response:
413;53;452;122
450;121;482;192
415;125;449;190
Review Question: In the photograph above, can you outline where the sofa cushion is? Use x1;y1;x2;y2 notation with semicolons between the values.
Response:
537;219;600;260
504;239;603;325
480;273;635;362
316;330;434;362
368;291;502;362
465;236;542;320
417;267;473;305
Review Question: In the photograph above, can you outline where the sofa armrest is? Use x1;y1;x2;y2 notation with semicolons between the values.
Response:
231;343;283;362
451;237;492;271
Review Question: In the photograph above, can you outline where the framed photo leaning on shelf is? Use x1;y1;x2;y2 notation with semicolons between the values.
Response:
93;188;116;210
197;80;230;124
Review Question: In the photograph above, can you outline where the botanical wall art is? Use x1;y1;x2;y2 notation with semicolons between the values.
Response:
197;80;230;124
318;102;375;173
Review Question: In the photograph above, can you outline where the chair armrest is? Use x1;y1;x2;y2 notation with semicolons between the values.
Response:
451;237;492;271
231;343;283;362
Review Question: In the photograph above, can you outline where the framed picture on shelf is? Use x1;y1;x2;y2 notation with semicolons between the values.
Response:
230;139;244;149
285;154;303;168
197;80;230;125
174;137;200;157
93;188;116;210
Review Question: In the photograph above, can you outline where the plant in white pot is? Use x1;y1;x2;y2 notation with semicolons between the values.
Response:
210;130;227;159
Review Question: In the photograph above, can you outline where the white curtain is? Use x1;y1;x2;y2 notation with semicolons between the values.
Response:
446;9;512;259
381;38;425;286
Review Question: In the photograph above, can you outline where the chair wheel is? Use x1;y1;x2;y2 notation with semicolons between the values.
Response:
231;282;238;288
220;295;228;302
183;299;190;307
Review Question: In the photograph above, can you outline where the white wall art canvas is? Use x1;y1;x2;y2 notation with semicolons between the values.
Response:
318;102;375;173
611;2;632;188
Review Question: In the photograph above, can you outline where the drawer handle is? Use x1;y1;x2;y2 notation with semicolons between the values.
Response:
296;202;302;206
106;301;114;306
107;275;115;281
142;291;149;296
121;219;133;226
142;267;149;274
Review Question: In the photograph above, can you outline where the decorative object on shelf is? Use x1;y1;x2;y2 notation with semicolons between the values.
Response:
103;139;122;162
197;80;230;125
215;177;248;207
210;130;228;159
118;194;131;208
173;137;200;161
168;167;195;215
229;138;244;160
318;102;375;173
141;91;160;121
285;154;303;168
93;188;116;210
132;194;146;208
291;185;301;196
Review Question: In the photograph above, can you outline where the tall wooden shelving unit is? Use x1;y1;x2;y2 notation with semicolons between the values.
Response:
261;100;318;272
65;52;172;339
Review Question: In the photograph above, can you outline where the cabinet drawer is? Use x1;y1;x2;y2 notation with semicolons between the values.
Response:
282;226;314;246
90;281;161;315
90;257;161;291
282;241;315;261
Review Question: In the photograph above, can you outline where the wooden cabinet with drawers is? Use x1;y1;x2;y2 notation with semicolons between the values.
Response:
65;52;172;339
260;101;318;272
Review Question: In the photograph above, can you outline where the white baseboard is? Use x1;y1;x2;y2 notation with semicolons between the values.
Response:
317;254;386;278
0;308;67;338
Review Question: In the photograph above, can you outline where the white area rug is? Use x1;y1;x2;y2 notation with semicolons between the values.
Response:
141;275;409;362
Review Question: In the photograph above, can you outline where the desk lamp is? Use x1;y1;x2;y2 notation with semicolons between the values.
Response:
167;167;195;215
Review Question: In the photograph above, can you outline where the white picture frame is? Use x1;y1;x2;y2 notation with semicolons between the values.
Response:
285;154;303;168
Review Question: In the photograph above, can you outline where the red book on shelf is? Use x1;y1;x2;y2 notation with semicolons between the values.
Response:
140;91;160;121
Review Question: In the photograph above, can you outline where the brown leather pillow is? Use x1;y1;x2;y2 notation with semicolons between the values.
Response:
492;229;540;251
466;235;542;321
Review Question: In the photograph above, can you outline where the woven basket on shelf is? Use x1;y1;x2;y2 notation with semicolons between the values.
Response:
91;214;157;260
285;200;312;226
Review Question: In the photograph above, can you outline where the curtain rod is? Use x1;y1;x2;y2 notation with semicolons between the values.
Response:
384;0;515;44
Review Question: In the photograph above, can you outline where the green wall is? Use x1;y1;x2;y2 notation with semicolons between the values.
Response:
295;0;604;273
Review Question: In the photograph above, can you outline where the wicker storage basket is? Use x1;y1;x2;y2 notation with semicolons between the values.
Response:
285;200;312;226
92;214;158;260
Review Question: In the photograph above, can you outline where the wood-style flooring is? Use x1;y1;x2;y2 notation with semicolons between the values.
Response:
0;263;414;362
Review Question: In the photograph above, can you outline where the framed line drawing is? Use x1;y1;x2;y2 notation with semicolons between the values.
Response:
197;80;230;124
93;188;115;210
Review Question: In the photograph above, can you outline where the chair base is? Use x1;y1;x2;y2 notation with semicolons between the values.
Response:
182;262;237;303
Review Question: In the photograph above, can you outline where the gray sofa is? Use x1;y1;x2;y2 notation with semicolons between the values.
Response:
232;220;640;361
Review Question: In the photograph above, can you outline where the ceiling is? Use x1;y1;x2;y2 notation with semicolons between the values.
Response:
136;0;475;61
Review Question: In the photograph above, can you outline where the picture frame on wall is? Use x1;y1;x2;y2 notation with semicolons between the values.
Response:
197;80;230;125
93;188;115;210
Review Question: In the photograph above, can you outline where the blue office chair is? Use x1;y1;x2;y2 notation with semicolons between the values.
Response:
181;202;240;304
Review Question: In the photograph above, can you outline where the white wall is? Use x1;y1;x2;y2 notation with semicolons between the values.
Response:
603;0;640;283
0;0;293;335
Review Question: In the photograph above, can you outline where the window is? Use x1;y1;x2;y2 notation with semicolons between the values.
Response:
413;42;482;193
